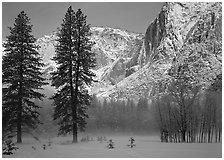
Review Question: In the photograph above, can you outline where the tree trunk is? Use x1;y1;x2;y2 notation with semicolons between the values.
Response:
17;100;22;143
200;113;205;143
181;130;186;142
72;119;78;143
17;59;23;143
210;125;214;143
70;66;78;144
68;17;79;143
208;129;211;143
218;130;221;142
178;132;181;143
215;127;218;143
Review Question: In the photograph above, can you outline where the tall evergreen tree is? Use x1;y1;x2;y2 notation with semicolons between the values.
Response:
2;11;46;143
51;6;96;143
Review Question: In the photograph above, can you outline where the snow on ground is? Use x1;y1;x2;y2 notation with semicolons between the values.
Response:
3;135;221;158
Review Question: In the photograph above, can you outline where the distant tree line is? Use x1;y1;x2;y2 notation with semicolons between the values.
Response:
86;96;157;134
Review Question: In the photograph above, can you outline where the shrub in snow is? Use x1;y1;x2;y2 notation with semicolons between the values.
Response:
107;139;115;149
2;140;18;155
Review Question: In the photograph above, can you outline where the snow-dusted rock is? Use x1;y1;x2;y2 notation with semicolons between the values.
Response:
35;2;222;100
100;2;222;100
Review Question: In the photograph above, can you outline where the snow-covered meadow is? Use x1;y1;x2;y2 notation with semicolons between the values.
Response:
3;135;221;158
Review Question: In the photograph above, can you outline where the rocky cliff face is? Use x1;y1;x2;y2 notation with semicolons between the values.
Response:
90;27;144;84
144;2;222;63
101;2;222;100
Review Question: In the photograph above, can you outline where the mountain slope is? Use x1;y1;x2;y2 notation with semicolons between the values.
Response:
37;26;145;98
37;2;222;100
99;2;222;100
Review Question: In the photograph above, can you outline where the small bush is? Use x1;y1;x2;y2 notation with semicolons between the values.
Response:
2;140;18;155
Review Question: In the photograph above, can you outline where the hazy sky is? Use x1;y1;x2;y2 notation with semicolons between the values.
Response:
2;2;164;40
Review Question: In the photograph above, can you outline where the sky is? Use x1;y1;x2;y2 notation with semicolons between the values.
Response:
2;2;164;40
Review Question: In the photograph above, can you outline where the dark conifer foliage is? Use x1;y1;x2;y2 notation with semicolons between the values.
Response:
51;6;96;143
2;11;46;143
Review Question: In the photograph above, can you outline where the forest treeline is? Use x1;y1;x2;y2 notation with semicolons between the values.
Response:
36;96;157;136
86;96;157;134
37;86;221;144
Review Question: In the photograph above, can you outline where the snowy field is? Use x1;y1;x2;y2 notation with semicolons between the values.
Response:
3;135;221;158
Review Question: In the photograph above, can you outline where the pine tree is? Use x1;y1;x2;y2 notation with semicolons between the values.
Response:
51;6;96;143
2;11;46;143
